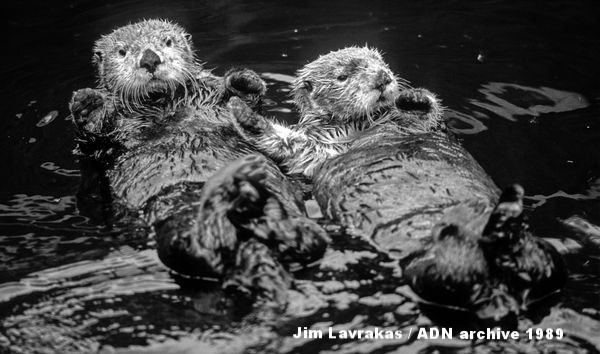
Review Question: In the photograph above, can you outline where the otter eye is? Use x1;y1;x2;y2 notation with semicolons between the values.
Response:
118;49;126;57
337;74;348;81
166;38;173;47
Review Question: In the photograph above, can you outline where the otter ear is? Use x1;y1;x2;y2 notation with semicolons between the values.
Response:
181;33;193;52
301;80;313;93
92;51;103;64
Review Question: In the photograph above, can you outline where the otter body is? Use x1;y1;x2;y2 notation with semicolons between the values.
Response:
232;46;565;318
107;103;252;217
311;105;566;319
70;20;327;304
314;127;498;255
234;47;443;177
313;117;565;320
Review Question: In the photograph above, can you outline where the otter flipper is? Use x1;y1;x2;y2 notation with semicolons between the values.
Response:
156;154;329;305
480;184;567;308
223;239;292;307
221;154;330;264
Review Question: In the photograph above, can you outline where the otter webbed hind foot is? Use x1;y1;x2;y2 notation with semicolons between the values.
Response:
222;154;331;264
156;154;329;305
480;184;567;309
223;238;292;307
224;68;267;111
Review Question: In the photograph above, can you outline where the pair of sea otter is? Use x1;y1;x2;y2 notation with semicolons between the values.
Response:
70;19;565;321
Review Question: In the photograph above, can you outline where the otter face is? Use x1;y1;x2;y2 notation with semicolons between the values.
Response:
292;47;403;121
92;19;198;108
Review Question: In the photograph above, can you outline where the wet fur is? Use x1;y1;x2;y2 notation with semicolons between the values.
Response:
313;117;566;321
70;19;265;150
233;47;444;177
69;19;326;305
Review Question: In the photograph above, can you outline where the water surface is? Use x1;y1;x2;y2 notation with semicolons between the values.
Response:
1;0;599;353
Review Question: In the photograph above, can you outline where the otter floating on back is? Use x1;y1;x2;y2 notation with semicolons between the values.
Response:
69;19;329;306
232;47;566;322
232;46;444;177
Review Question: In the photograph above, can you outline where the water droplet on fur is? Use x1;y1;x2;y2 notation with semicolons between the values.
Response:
36;110;58;127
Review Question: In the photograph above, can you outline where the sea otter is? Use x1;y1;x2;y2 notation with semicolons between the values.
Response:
233;46;444;177
70;19;266;154
231;47;566;319
69;19;328;304
308;113;566;319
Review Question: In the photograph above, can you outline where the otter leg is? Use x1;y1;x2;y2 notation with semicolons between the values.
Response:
480;184;567;308
69;88;115;140
222;154;330;264
155;154;328;300
223;68;267;111
223;238;292;306
395;88;444;124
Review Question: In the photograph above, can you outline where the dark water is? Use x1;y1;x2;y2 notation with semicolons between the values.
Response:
1;0;599;353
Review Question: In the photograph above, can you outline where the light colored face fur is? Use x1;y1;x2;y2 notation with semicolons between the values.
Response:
93;19;199;109
292;46;404;121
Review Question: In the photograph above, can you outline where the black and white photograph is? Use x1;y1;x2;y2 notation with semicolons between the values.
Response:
1;0;599;353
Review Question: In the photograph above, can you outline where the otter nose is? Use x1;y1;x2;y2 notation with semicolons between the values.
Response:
374;70;392;91
140;49;161;73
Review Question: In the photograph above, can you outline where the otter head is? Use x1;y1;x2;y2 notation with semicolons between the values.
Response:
92;19;199;109
292;46;402;122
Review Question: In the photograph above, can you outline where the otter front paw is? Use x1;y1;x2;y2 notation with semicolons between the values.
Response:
395;88;439;113
69;88;109;136
228;96;271;134
224;68;267;98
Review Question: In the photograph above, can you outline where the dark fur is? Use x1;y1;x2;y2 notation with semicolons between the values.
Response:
313;124;566;321
69;20;327;305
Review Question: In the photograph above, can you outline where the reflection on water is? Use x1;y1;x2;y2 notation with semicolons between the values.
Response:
1;0;599;352
468;82;589;122
448;82;591;135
